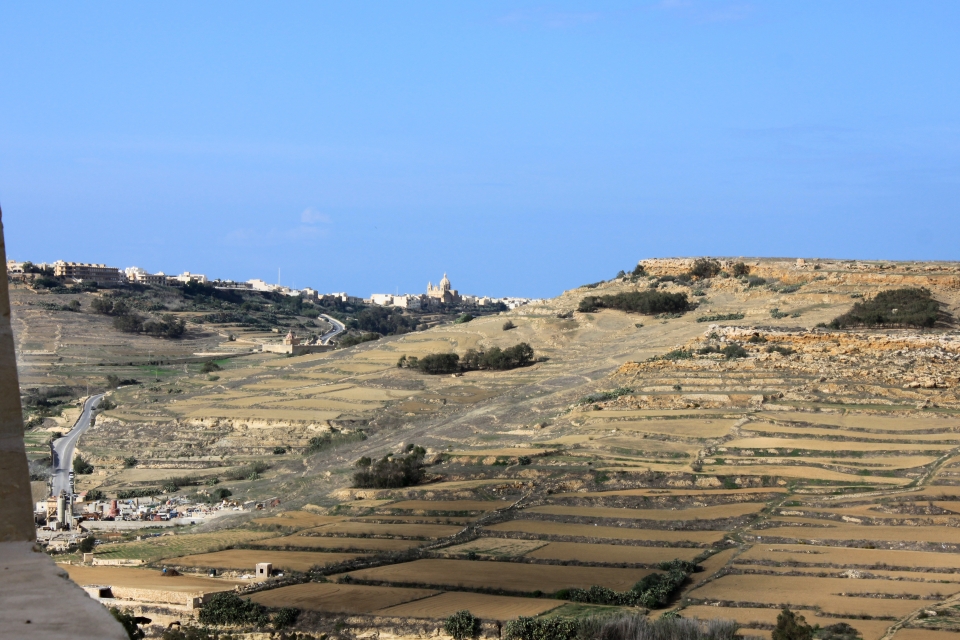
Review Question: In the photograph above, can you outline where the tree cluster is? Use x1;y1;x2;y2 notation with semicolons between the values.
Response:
198;592;268;627
353;446;426;489
578;290;690;315
397;343;535;375
562;561;694;608
91;296;186;338
829;287;943;329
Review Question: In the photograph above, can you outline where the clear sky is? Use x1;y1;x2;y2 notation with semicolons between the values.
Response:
2;2;959;299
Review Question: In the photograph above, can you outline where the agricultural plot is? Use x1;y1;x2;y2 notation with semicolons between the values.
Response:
584;419;738;438
254;535;421;552
737;544;960;569
92;530;275;564
374;591;564;619
755;412;960;432
527;502;765;521
253;511;346;529
525;542;701;564
385;500;511;512
249;583;439;614
753;522;960;545
742;422;960;442
306;521;463;538
679;606;893;640
485;520;726;544
169;549;364;572
62;565;245;593
723;437;953;453
439;539;548;558
345;558;655;593
688;574;958;617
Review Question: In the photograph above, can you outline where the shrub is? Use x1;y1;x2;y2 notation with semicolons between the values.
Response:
502;320;516;331
577;387;632;405
85;489;105;501
829;287;942;329
689;258;722;279
272;446;287;455
770;308;789;319
123;456;138;468
721;344;748;359
454;313;474;324
353;447;426;489
505;616;579;640
211;488;232;501
772;608;813;640
79;535;96;553
339;332;380;348
696;313;744;323
198;592;268;627
767;345;795;356
444;610;481;640
200;361;221;374
578;290;690;315
659;349;693;361
272;607;300;630
817;622;861;640
731;262;750;277
73;455;94;474
746;276;767;287
631;263;647;277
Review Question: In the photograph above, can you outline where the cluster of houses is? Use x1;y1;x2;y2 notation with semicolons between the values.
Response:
7;259;538;310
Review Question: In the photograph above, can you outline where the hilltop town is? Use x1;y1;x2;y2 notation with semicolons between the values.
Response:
13;256;960;640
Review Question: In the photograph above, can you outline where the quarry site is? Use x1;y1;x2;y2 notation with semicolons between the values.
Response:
11;256;960;640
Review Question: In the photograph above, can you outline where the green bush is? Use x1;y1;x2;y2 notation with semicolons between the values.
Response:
829;287;942;329
767;345;795;356
211;487;232;501
339;332;380;348
772;608;813;640
731;262;750;277
417;352;461;374
353;447;426;489
566;563;694;608
746;276;767;287
73;455;94;474
578;290;690;315
444;610;481;640
272;606;300;630
79;535;96;553
502;320;516;331
721;344;748;359
659;349;693;361
200;361;222;374
632;263;647;277
198;592;268;627
577;387;632;405
504;616;579;640
697;313;744;323
689;258;722;279
454;313;474;324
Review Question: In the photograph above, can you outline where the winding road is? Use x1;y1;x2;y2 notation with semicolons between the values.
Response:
318;314;345;344
51;393;104;497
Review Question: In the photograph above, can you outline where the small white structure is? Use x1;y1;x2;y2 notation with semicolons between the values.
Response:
256;562;273;579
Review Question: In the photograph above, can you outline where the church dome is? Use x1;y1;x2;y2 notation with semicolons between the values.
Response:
439;273;450;290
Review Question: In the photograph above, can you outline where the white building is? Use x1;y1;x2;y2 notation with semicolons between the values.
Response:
170;272;207;284
370;293;422;310
124;267;166;285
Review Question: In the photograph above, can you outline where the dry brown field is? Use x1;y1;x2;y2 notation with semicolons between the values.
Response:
756;412;960;432
528;502;765;521
526;542;701;564
584;419;737;438
486;520;726;543
253;512;346;529
62;565;245;593
307;522;462;538
688;574;957;617
699;464;910;484
724;437;953;452
345;558;655;592
558;487;788;498
254;535;422;552
743;423;960;442
169;549;364;572
679;606;893;640
373;591;564;620
440;539;548;558
755;523;960;544
449;448;551;457
351;516;475;525
736;544;960;569
249;583;439;614
892;629;960;640
385;500;512;512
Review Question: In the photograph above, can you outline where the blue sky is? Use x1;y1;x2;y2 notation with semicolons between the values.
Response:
2;2;959;298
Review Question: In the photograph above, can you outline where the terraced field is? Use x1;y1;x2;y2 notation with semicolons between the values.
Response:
43;259;960;637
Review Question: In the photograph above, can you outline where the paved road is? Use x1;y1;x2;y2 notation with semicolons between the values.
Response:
51;393;105;497
318;314;346;344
